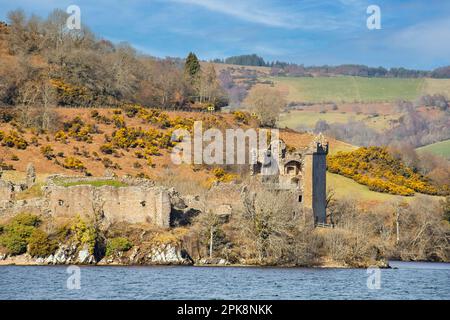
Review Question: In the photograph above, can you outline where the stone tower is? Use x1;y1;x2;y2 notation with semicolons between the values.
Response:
302;134;329;224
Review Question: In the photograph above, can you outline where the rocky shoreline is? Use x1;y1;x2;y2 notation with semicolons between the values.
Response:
0;247;390;269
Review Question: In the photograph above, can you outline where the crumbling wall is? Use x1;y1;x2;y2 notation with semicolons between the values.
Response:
44;185;171;227
0;180;14;202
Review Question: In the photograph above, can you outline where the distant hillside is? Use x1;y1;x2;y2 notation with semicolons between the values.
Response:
213;54;450;79
267;76;450;103
416;140;450;160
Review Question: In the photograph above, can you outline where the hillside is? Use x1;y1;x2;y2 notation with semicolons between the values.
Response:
1;107;446;207
327;147;449;196
266;76;447;104
0;107;350;185
416;139;450;160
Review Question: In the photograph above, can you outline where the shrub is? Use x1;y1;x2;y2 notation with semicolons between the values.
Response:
10;154;19;161
30;136;39;146
90;110;99;118
233;111;250;124
70;216;97;254
327;147;444;196
122;104;140;118
444;196;450;223
1;131;28;149
210;168;236;184
144;146;160;156
63;157;85;171
133;162;142;169
112;114;125;128
0;213;41;255
136;172;151;179
63;117;97;143
102;157;113;168
40;145;55;159
100;143;115;155
27;229;57;257
0;232;28;255
54;130;68;143
11;213;41;227
105;237;133;256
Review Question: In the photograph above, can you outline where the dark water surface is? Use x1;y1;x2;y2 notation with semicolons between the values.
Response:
0;261;449;300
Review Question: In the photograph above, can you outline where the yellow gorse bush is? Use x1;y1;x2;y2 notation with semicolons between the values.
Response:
0;130;28;149
327;146;443;196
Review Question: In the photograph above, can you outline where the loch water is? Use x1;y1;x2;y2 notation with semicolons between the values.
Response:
0;261;449;300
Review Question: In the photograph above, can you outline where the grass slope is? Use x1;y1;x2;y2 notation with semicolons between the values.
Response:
416;139;450;159
327;172;443;203
270;76;428;103
278;110;400;132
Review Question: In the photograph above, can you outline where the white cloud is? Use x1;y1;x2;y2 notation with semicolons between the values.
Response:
166;0;358;30
388;18;450;58
168;0;299;28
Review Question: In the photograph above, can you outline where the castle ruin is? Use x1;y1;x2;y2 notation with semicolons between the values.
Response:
0;134;329;227
250;134;329;224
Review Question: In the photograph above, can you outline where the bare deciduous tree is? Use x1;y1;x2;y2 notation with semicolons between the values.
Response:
243;86;286;128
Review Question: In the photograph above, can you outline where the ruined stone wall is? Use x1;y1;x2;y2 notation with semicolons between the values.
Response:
44;185;171;227
0;181;13;203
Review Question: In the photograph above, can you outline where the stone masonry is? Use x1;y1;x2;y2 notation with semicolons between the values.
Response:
250;134;329;224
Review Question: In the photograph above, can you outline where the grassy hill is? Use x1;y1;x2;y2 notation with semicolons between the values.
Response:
278;110;400;132
269;76;425;103
416;139;450;160
266;76;450;104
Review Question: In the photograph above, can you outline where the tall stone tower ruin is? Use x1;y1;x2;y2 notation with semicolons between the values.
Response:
302;134;329;224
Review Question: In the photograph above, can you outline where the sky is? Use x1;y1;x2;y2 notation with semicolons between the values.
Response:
0;0;449;70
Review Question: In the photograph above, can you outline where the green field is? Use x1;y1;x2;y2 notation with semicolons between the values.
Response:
54;179;128;188
327;172;401;202
416;140;450;159
278;111;399;132
270;76;439;103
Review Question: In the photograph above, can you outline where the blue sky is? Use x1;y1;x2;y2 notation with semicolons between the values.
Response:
1;0;449;69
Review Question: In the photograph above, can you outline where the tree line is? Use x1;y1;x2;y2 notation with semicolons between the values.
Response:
212;54;450;78
0;9;228;121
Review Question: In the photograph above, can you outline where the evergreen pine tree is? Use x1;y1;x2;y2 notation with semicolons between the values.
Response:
184;52;201;79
